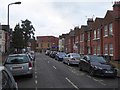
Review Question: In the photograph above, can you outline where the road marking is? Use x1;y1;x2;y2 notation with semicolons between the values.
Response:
35;71;37;74
35;80;37;84
99;81;106;86
35;80;38;84
48;61;49;63
93;78;99;82
53;66;57;69
35;75;37;79
65;77;79;89
35;87;37;90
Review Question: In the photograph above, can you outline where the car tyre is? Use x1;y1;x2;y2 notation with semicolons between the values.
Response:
79;64;82;71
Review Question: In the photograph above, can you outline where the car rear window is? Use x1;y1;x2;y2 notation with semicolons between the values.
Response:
6;55;29;64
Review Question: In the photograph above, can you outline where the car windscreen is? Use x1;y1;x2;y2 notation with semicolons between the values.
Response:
6;55;29;64
58;53;66;56
90;56;106;63
71;54;80;58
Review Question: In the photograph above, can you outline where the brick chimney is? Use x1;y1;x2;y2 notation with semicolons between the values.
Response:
87;18;94;31
113;1;120;18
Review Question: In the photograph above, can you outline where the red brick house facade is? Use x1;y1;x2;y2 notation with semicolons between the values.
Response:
60;1;120;60
36;36;59;51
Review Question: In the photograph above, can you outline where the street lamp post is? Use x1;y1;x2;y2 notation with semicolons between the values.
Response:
8;1;21;30
7;2;21;53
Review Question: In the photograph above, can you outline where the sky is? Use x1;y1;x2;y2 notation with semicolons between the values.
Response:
0;0;119;37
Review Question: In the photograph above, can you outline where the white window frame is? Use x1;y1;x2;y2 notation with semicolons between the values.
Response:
104;44;108;55
97;45;100;55
80;33;84;42
109;44;113;56
109;23;113;35
94;30;97;39
88;47;91;54
104;25;108;37
97;28;100;39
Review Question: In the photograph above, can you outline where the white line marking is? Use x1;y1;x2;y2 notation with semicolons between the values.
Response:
99;81;106;86
53;66;56;69
35;75;37;79
93;78;99;82
35;87;37;90
65;77;79;89
35;80;38;84
35;71;37;74
48;61;49;63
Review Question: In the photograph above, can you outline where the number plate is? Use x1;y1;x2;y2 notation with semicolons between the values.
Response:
12;66;22;70
105;71;113;73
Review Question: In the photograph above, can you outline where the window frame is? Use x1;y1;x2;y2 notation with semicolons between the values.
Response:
104;25;108;37
109;44;113;56
109;23;113;35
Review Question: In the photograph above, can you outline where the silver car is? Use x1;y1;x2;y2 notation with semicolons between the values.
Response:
0;66;18;90
63;53;81;65
4;54;33;78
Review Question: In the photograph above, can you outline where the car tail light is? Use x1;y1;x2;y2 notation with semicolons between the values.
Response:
29;62;32;67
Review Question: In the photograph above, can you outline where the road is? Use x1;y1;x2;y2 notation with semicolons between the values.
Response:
15;53;119;89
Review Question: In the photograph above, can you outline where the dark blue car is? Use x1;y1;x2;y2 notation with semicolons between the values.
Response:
55;52;66;61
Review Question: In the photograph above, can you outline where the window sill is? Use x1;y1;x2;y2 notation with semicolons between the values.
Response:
104;35;108;38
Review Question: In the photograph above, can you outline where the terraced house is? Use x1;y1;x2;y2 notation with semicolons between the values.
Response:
59;1;120;60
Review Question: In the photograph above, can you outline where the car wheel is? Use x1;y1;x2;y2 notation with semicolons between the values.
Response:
79;64;82;71
89;69;94;76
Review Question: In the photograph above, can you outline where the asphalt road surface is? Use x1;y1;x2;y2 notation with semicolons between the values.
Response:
15;53;119;89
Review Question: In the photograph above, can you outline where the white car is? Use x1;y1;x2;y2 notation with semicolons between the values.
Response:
63;53;81;65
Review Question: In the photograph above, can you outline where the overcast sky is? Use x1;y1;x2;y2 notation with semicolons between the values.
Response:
0;0;119;37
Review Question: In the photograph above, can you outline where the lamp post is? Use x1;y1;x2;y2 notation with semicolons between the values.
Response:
8;1;21;30
7;2;21;53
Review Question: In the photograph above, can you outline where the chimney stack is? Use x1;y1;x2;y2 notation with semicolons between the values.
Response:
113;1;120;18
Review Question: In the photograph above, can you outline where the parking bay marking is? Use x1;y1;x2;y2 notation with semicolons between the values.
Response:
53;66;57;69
35;80;38;84
48;61;50;63
65;77;79;89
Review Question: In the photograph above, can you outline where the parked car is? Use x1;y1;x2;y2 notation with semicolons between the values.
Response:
79;55;117;77
63;53;81;65
4;54;33;78
0;66;18;90
55;52;66;61
49;51;57;58
45;50;50;56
